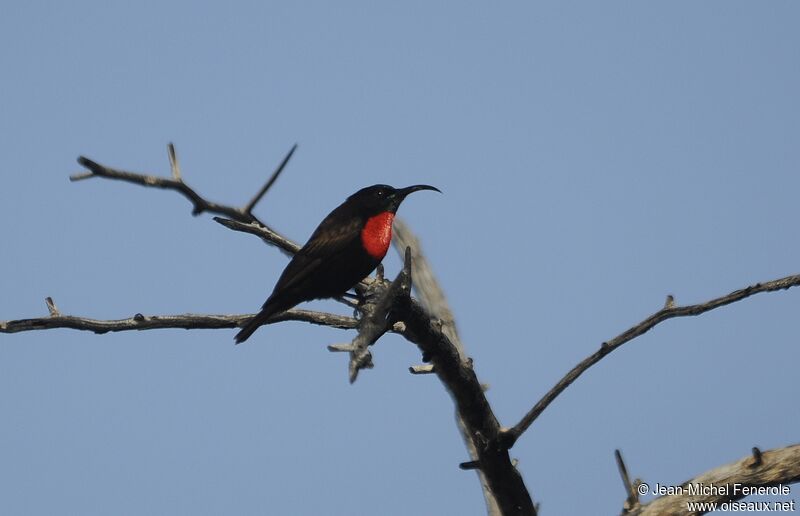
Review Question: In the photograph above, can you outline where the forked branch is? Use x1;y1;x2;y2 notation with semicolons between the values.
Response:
501;274;800;449
72;143;295;244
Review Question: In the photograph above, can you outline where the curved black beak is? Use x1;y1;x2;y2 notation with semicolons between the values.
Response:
396;184;442;198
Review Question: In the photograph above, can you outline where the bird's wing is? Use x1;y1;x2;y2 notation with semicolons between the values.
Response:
264;214;363;304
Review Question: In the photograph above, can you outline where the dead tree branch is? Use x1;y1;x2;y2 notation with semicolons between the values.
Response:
392;219;461;349
72;143;294;246
394;218;502;516
213;216;299;255
73;156;243;221
328;248;414;382
394;295;536;515
616;449;642;512
244;143;297;216
501;274;800;449
628;444;800;515
1;298;357;334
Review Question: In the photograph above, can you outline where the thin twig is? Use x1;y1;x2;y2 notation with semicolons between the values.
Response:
213;216;299;256
616;449;639;512
168;142;181;180
244;143;297;215
501;273;800;448
44;297;60;317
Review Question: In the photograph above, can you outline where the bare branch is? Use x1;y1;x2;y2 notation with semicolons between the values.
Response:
394;295;536;515
45;296;60;317
71;150;294;251
501;273;800;449
213;216;299;256
393;218;462;353
243;143;297;215
394;219;502;516
73;155;246;220
616;449;640;512
167;142;181;180
1;308;357;334
629;444;800;515
339;247;413;383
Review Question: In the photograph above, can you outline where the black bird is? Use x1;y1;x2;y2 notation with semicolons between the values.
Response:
235;184;440;343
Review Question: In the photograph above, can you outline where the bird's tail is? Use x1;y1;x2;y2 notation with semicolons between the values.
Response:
235;300;284;344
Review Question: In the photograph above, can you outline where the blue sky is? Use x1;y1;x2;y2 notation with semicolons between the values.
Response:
1;2;798;514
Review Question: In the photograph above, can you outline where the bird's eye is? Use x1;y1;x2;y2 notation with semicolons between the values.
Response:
377;189;385;196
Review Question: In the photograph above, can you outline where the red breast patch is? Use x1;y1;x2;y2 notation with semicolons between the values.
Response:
361;211;395;259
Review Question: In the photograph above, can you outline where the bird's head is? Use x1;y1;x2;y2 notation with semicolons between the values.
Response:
348;184;441;216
